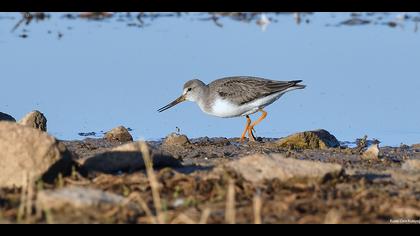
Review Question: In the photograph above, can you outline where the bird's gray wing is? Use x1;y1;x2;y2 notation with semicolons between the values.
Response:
210;76;299;105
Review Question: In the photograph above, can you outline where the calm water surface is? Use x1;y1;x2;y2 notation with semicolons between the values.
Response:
1;12;419;146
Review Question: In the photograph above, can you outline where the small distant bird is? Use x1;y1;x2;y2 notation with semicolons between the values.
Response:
256;13;270;31
158;76;306;142
293;12;301;25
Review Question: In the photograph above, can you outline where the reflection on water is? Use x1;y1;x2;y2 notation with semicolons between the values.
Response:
7;12;420;36
0;12;419;146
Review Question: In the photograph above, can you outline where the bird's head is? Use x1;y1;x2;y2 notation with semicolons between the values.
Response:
158;79;206;112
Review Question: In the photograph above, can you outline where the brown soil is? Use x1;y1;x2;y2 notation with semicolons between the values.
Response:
1;137;419;224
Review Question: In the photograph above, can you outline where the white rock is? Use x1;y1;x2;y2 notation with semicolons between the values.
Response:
224;153;343;183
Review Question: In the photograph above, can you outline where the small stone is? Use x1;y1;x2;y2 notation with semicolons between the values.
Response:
172;198;185;208
361;143;380;161
276;129;340;149
0;122;73;188
104;126;133;142
224;153;343;183
18;110;47;131
0;112;16;122
163;133;190;146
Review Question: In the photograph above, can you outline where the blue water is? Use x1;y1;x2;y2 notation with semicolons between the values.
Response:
1;12;419;146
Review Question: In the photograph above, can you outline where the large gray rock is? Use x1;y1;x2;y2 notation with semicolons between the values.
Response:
276;129;340;149
18;110;47;131
0;121;73;188
224;153;343;183
80;141;182;174
0;112;15;122
37;186;132;210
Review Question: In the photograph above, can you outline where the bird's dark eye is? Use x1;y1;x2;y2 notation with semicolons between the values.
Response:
187;88;192;92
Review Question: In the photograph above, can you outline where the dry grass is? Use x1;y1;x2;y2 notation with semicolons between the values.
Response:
199;208;211;224
16;172;37;223
168;208;212;224
125;192;157;224
323;209;342;224
253;193;262;224
138;142;246;224
139;141;165;224
138;141;220;224
170;213;196;224
11;143;257;224
17;174;28;222
225;178;236;224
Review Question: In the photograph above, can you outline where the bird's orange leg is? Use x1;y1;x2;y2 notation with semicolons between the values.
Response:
240;115;252;143
248;126;256;142
248;110;268;141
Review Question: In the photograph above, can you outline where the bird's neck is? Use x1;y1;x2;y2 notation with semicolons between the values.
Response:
195;86;211;113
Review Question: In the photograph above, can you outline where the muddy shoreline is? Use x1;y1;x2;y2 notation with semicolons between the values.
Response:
1;131;419;224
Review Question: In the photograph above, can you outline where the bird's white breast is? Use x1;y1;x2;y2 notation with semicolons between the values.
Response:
206;98;245;118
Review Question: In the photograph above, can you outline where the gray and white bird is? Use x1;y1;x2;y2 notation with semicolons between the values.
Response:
158;76;306;142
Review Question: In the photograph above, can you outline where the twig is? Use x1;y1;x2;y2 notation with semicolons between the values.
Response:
211;14;223;27
124;192;157;224
136;12;144;26
171;213;196;224
64;176;91;186
11;18;25;33
356;135;368;153
199;208;211;224
25;173;34;223
140;141;165;224
253;193;262;224
17;174;28;222
225;178;236;224
11;12;31;33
